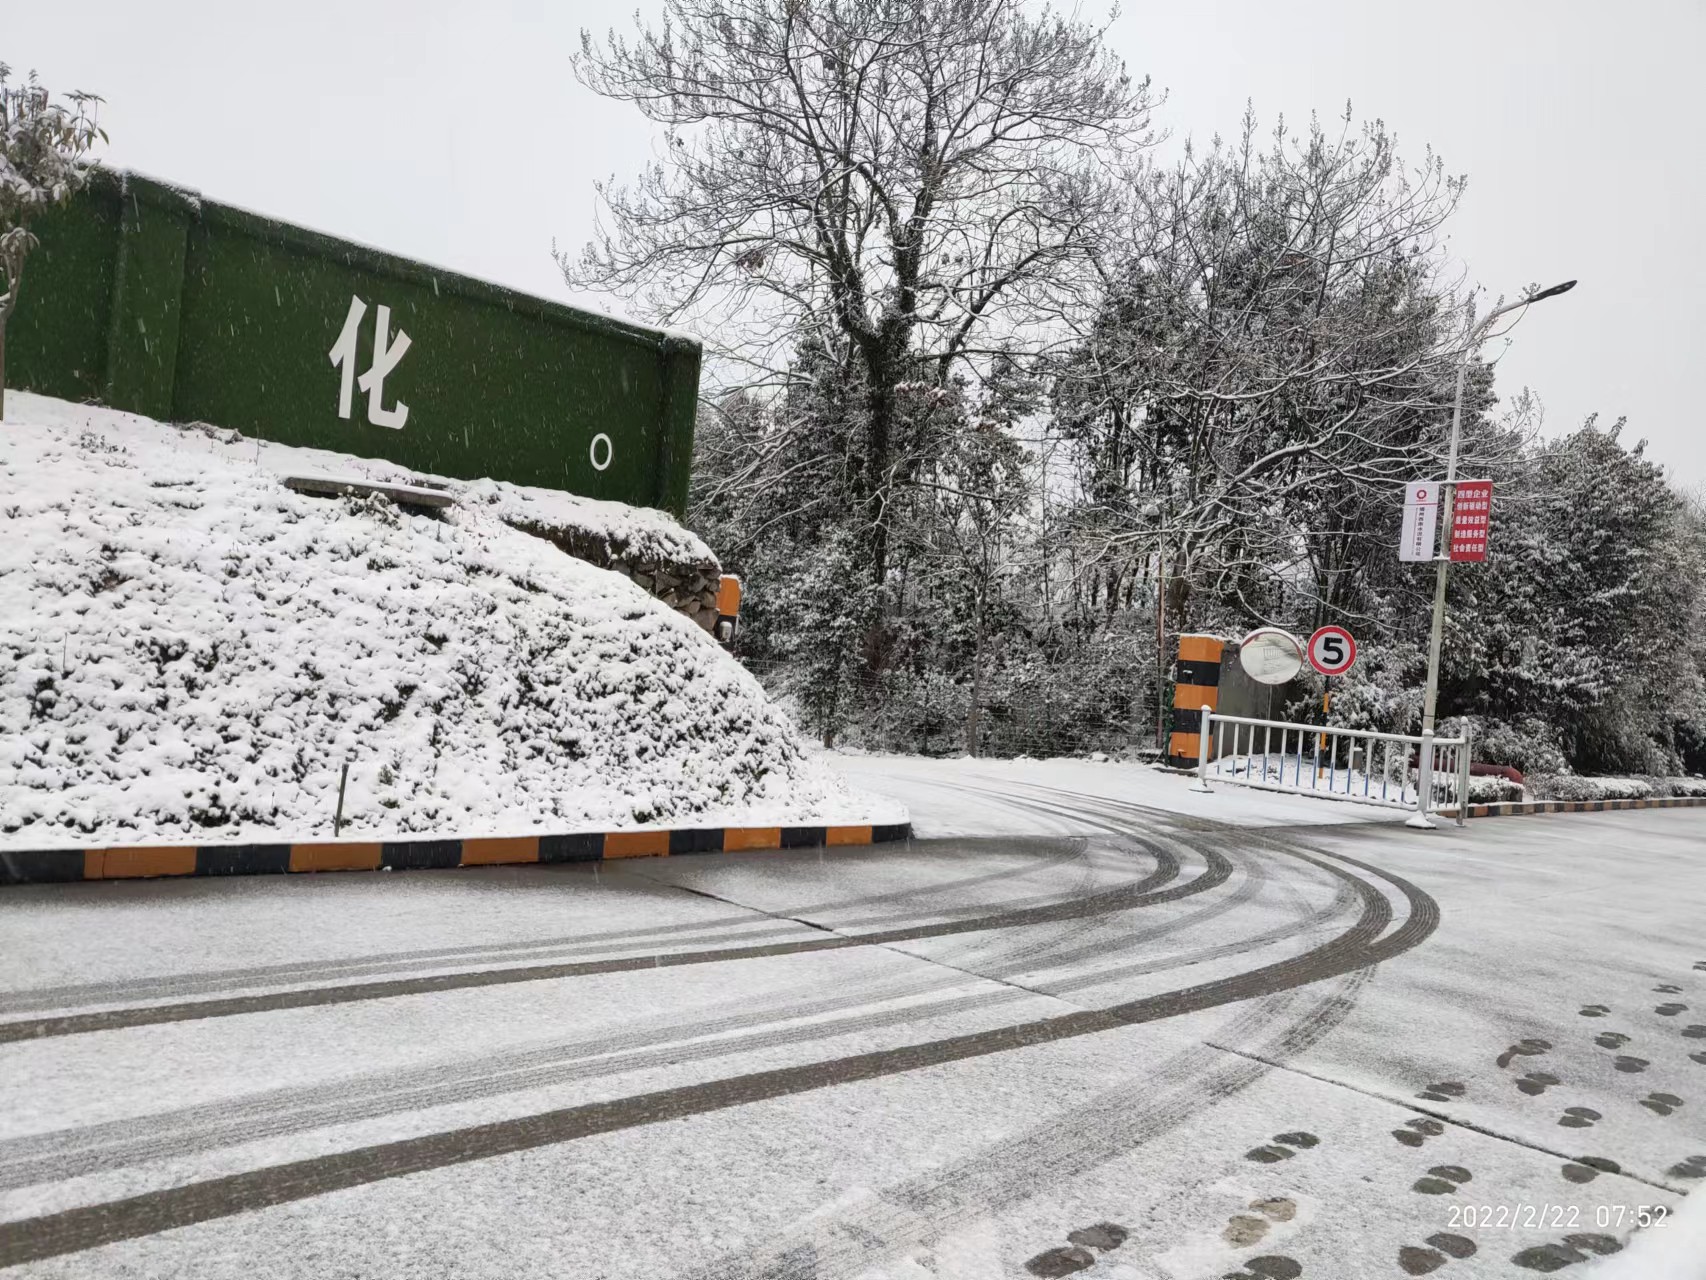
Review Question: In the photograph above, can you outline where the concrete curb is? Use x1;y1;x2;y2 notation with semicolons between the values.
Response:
0;822;912;887
1449;796;1706;820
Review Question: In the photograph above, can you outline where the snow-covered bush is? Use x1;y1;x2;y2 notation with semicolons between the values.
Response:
1309;668;1419;737
1470;716;1569;777
1528;775;1653;803
1466;775;1524;804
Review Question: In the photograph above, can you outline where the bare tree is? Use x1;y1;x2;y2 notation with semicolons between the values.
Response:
564;0;1155;586
0;64;104;419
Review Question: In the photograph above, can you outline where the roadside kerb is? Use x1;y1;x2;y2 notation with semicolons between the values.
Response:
0;823;912;886
1444;796;1706;820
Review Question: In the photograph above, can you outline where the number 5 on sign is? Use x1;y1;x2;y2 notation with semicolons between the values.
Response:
1308;626;1357;677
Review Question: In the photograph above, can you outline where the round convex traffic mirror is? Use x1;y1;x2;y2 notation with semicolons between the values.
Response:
1238;627;1304;685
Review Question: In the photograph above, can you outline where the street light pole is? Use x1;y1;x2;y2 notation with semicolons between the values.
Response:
1409;279;1576;828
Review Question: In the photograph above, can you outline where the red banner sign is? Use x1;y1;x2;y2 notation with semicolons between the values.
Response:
1450;479;1493;562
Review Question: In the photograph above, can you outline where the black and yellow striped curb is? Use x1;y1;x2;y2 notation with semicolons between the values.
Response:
1446;796;1706;820
0;822;912;886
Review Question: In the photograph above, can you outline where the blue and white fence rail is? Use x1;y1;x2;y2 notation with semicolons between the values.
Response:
1188;708;1471;827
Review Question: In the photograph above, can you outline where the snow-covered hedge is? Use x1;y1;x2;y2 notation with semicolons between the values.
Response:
1528;775;1654;802
1520;773;1706;803
1465;775;1524;804
0;396;893;843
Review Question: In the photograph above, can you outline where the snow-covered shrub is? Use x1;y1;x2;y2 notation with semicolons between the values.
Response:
1528;775;1653;803
1471;716;1569;778
1313;668;1419;737
1639;776;1706;799
1466;775;1524;804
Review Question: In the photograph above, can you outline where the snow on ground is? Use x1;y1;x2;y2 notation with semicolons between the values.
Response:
22;392;718;575
0;394;898;844
1585;1184;1706;1278
829;751;1409;834
1;782;1702;1275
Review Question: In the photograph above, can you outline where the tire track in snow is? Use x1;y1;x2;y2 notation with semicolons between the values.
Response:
0;841;1210;1043
678;974;1372;1280
0;837;1096;1016
0;845;1436;1267
0;835;1342;1190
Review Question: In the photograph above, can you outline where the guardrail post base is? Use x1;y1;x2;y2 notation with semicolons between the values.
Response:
1189;704;1213;793
1456;718;1473;827
1406;732;1437;828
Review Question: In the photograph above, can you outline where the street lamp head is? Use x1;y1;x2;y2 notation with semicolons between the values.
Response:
1525;279;1577;304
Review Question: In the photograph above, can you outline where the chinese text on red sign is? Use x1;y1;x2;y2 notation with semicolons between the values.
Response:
1450;479;1493;563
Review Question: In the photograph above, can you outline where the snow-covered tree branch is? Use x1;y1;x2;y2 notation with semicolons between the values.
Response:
564;0;1156;587
0;62;104;419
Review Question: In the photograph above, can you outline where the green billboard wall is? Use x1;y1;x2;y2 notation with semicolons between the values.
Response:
8;170;700;515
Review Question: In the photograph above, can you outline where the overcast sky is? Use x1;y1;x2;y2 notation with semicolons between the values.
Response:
11;0;1703;486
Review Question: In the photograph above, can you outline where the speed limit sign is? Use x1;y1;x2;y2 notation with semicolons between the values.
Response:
1307;625;1357;677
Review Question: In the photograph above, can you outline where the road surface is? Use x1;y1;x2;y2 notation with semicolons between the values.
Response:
1;758;1702;1277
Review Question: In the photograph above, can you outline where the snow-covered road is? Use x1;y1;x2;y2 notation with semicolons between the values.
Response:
0;761;1701;1278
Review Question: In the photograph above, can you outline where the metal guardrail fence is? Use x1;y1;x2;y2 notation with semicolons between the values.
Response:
1188;708;1471;827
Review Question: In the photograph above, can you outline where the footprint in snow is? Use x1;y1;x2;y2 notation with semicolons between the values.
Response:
1497;1038;1552;1068
1695;961;1706;972
1594;1031;1631;1050
1579;1005;1612;1019
1511;1234;1622;1271
1682;1024;1706;1039
1560;1155;1620;1185
1065;1223;1128;1252
1244;1131;1319;1163
1412;1165;1473;1196
1613;1055;1650;1074
1655;1002;1688;1017
1398;1232;1478;1275
1641;1092;1684;1117
1394;1117;1446;1148
1655;983;1684;994
1025;1221;1131;1276
1221;1198;1295;1247
1023;1246;1095;1277
1418;1081;1466;1103
1558;1106;1600;1129
1221;1256;1302;1280
1668;1155;1706;1179
1516;1071;1561;1096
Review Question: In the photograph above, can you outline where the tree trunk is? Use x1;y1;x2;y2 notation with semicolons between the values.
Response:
864;376;894;589
821;684;839;750
0;318;8;422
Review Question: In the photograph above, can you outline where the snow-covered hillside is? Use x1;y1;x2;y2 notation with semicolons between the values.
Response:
0;394;898;844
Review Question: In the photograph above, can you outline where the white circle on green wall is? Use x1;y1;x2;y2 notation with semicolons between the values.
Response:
590;433;613;472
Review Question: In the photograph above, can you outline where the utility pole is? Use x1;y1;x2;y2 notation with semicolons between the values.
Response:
1409;279;1576;827
1154;533;1166;751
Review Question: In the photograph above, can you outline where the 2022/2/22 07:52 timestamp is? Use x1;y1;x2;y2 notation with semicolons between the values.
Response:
1447;1204;1671;1231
